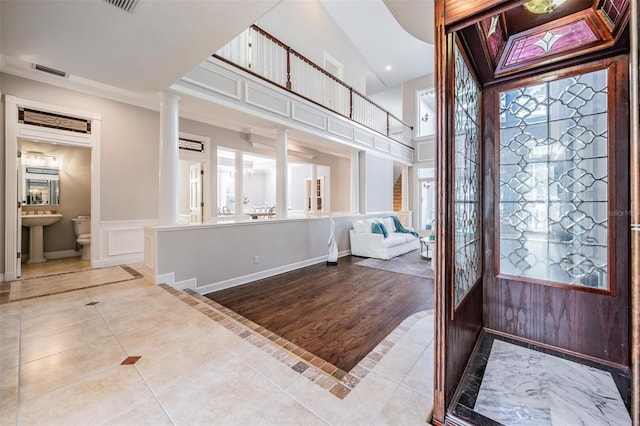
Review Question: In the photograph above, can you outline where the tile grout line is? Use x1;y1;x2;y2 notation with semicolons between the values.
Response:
86;287;178;426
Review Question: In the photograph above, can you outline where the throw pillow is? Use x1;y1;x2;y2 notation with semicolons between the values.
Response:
371;221;388;238
383;217;396;234
352;220;366;234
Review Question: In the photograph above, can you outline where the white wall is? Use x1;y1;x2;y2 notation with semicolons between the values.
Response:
290;164;311;212
257;0;371;93
369;85;403;118
403;73;434;136
360;151;393;213
0;89;5;276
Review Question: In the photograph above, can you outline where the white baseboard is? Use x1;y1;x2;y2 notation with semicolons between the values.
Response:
174;278;197;291
156;250;354;294
194;255;328;295
154;272;175;286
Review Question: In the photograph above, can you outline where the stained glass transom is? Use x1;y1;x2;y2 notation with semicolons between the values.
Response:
483;15;506;65
503;20;599;68
454;44;482;307
600;0;628;27
498;69;609;289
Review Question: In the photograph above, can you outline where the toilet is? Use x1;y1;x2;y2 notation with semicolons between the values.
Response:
72;216;91;260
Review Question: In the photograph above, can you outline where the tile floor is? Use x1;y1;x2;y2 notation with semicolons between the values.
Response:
0;266;435;425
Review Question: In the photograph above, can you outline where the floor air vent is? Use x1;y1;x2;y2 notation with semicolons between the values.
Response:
104;0;138;13
33;64;68;78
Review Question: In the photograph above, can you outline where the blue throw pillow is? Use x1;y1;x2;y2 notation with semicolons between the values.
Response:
371;222;388;238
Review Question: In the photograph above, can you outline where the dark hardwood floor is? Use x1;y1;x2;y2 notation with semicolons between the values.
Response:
205;255;433;372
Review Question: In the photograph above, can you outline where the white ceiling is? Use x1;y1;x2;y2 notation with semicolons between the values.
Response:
0;0;279;95
321;0;434;95
0;0;433;156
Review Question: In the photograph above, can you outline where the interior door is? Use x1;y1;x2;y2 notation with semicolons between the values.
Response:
189;163;202;223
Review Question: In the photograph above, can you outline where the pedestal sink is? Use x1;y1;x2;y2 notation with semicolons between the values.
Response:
22;214;63;264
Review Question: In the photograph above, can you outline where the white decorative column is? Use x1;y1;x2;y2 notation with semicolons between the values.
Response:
350;149;360;214
276;129;288;218
310;164;318;214
158;92;180;225
235;151;244;215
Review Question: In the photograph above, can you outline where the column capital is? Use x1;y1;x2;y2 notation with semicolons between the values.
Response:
160;92;180;104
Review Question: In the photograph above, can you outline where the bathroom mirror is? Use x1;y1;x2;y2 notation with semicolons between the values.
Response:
23;166;60;205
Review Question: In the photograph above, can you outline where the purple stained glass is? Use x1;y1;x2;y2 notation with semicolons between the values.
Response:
600;0;628;27
503;19;600;68
483;15;506;64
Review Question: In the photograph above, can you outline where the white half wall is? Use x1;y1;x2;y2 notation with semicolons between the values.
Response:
148;214;388;294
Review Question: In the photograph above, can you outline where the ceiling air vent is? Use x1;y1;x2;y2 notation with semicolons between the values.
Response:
104;0;139;13
33;64;68;78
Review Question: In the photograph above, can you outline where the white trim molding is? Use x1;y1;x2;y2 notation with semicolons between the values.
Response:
4;95;102;281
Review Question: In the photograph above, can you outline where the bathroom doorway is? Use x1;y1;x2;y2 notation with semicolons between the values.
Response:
18;140;92;279
4;95;101;282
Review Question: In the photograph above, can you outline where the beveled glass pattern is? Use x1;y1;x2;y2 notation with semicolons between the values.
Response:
503;20;599;68
454;44;482;307
498;69;609;289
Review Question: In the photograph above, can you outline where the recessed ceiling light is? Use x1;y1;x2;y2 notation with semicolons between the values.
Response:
385;65;392;71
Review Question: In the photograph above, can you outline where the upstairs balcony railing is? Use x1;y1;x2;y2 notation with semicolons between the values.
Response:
215;25;413;147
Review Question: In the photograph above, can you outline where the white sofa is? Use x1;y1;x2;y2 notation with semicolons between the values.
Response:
349;217;420;260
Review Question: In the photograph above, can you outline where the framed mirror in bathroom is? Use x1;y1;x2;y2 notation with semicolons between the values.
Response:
23;166;60;205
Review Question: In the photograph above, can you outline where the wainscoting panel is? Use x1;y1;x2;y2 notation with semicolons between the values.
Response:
95;220;155;268
328;118;354;140
245;83;289;117
108;227;144;256
182;64;242;100
354;128;375;147
291;104;326;130
374;137;390;153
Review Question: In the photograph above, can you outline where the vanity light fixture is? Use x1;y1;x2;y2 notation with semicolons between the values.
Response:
523;0;566;14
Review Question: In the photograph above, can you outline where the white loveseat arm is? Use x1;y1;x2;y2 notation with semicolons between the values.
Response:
350;229;387;258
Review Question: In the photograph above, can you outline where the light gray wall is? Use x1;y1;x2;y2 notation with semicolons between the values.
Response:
360;152;393;213
0;87;5;273
157;215;355;286
403;73;434;134
21;141;91;255
1;73;160;224
257;0;371;93
290;165;311;211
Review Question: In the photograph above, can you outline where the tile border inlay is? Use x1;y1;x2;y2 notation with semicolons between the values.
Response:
159;284;430;399
0;265;143;304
